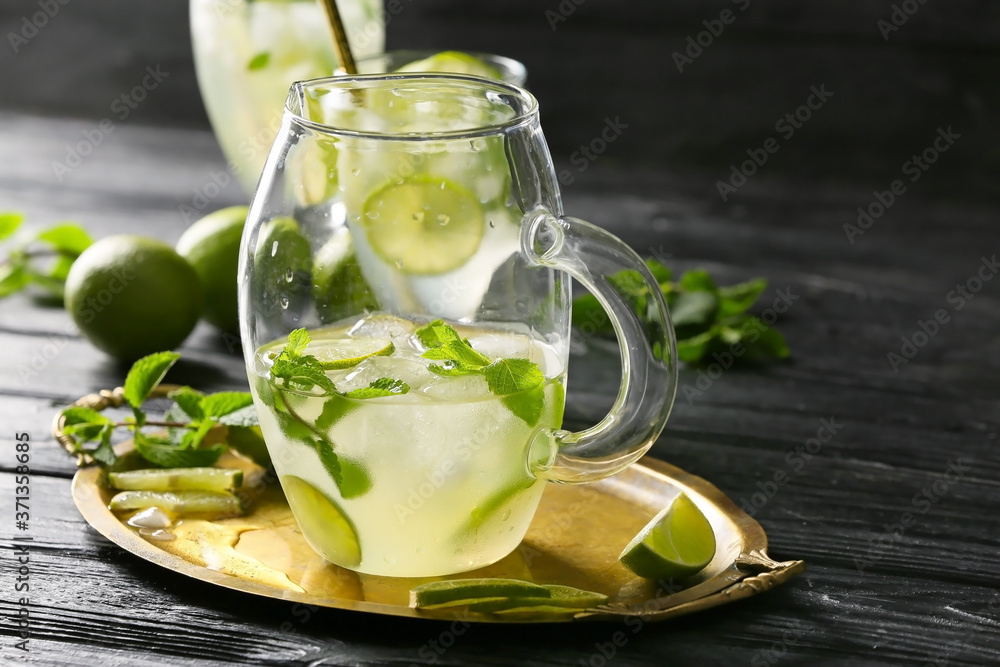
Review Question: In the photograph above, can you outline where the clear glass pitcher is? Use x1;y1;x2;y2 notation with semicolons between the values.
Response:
239;74;678;577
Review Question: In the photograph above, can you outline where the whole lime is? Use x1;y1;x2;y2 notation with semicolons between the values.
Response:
176;206;247;333
65;235;204;360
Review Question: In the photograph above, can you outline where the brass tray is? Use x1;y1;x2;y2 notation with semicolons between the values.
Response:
71;447;804;623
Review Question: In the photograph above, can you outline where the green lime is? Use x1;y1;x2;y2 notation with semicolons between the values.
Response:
65;235;203;360
304;335;394;370
619;493;716;580
281;475;361;568
312;231;379;324
395;51;503;80
108;467;242;492
362;176;484;275
468;584;608;613
409;578;550;608
176;206;247;333
253;217;312;311
108;490;242;516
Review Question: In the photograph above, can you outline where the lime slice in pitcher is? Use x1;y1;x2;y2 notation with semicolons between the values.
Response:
304;336;394;370
362;176;484;275
395;51;503;81
619;493;716;580
281;475;361;568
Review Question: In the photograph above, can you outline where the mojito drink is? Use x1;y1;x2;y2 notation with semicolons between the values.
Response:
250;316;566;576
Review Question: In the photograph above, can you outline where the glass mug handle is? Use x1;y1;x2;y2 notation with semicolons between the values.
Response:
523;211;678;484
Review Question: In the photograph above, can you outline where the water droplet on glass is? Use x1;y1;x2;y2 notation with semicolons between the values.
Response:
284;269;294;282
394;259;404;269
488;219;495;228
351;169;360;176
390;88;401;96
501;509;511;521
439;182;446;190
383;555;397;565
366;210;379;220
279;296;289;309
436;214;450;226
412;211;425;224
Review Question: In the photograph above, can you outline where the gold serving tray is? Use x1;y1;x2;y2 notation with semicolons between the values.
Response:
71;448;804;623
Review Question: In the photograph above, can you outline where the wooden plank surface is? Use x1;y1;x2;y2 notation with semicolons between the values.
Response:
0;112;998;667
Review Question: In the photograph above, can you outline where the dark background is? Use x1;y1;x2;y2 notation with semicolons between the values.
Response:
1;0;995;202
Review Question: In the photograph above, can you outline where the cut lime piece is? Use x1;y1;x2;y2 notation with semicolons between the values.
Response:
303;335;394;370
108;468;243;492
619;493;716;580
410;578;550;608
362;176;484;275
108;490;243;516
281;475;361;568
395;51;503;81
468;584;608;613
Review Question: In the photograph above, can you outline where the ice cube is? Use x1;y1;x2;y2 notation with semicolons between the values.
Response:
348;314;416;341
419;373;492;402
338;355;434;394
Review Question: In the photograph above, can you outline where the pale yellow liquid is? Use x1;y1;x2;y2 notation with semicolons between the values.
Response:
249;315;565;576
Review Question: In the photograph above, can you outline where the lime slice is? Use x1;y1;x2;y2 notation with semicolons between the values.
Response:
303;336;394;370
410;578;550;608
395;51;503;81
362;176;484;275
468;585;608;613
108;490;243;516
108;468;242;492
619;493;716;580
281;475;361;568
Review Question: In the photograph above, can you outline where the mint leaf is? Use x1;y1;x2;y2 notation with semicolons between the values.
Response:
270;329;339;395
134;432;225;468
676;328;717;363
217;404;260;427
123;351;182;412
286;328;310;357
315;394;356;431
61;406;112;441
502;384;545;427
482;358;543;395
92;424;117;466
0;264;29;298
168;386;204;420
740;317;790;360
247;51;270;70
0;212;23;241
181;419;217;449
200;391;254;419
670;291;717;328
679;269;716;293
717;277;767;317
416;319;462;348
35;223;93;255
338;457;372;499
345;377;409;399
644;258;672;284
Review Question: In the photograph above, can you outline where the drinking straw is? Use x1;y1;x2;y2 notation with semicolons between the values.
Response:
318;0;357;75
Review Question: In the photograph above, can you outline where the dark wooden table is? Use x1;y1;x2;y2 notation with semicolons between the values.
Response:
1;108;998;666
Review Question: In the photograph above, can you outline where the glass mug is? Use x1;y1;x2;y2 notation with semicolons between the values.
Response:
238;74;678;577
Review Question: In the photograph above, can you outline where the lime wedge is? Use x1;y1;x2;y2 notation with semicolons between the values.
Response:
395;51;503;80
108;468;242;492
619;493;716;580
410;578;550;608
304;336;394;370
362;176;484;275
281;475;361;568
108;490;243;516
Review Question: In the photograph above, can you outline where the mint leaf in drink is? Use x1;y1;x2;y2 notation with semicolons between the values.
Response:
416;319;461;348
247;51;270;70
338;457;372;499
482;358;543;395
200;391;255;419
123;351;181;424
422;339;491;371
345;377;409;399
315;394;356;431
0;212;23;241
286;328;310;357
269;329;340;395
168;386;205;420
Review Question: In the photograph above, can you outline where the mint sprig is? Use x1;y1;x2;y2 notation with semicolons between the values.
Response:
571;258;789;364
59;351;259;468
415;320;547;426
0;213;94;300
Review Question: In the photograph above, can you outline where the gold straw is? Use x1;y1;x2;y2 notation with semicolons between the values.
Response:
318;0;357;75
